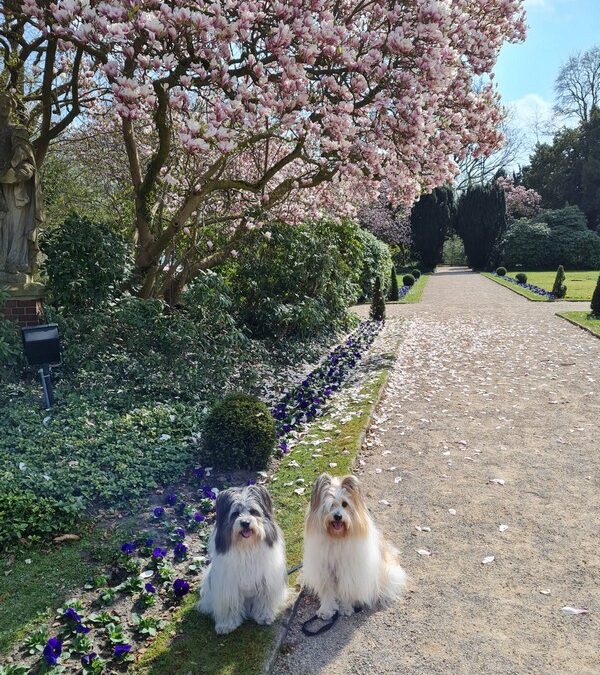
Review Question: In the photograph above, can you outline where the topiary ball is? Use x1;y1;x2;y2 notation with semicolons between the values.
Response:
203;393;276;470
496;267;507;276
402;274;416;287
515;272;527;284
411;269;421;279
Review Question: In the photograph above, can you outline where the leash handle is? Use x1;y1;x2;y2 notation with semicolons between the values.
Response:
301;611;339;636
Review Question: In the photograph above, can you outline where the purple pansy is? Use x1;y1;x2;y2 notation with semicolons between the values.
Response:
76;623;91;634
173;578;190;597
173;542;187;558
202;486;217;500
153;506;165;519
64;607;81;622
121;542;136;555
152;547;167;559
114;643;132;657
43;637;62;666
164;492;177;506
193;512;205;523
145;582;156;594
81;652;97;666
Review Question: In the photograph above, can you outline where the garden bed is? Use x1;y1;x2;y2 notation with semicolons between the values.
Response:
0;319;403;674
394;273;429;304
480;272;552;301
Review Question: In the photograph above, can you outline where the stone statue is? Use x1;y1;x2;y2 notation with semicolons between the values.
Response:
0;93;42;283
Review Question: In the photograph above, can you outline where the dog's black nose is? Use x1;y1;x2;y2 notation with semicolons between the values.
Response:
333;513;342;522
240;520;251;528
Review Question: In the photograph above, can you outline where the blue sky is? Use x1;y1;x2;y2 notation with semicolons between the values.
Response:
493;0;600;165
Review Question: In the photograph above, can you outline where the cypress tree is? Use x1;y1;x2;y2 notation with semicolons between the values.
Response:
410;186;455;270
370;276;386;321
591;274;600;317
388;265;399;301
551;265;567;299
455;183;507;270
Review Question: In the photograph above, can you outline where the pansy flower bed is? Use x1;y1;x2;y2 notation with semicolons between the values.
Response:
6;485;218;673
495;273;554;299
271;320;383;453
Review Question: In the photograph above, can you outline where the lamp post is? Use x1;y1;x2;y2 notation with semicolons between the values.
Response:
21;324;61;409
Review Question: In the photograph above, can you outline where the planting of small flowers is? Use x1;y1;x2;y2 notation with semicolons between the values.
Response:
496;273;555;299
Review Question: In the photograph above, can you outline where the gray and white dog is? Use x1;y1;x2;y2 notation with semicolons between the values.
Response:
196;484;287;634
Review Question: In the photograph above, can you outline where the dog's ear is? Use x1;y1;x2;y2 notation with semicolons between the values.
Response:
249;484;273;516
214;488;238;554
341;475;362;498
310;473;332;510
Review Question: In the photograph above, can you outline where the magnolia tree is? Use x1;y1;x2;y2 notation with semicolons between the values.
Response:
2;0;525;298
496;176;542;221
358;193;410;247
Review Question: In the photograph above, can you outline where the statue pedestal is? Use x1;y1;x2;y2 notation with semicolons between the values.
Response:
1;283;45;327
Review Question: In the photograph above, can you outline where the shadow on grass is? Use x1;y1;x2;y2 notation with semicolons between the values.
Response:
140;600;275;675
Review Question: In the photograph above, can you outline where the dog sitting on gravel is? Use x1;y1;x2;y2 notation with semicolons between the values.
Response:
196;484;287;634
303;473;407;619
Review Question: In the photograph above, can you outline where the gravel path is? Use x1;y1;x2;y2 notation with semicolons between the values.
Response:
273;268;599;675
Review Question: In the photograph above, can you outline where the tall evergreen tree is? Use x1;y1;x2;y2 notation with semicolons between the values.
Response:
388;265;399;301
552;265;567;299
370;276;386;321
455;183;507;270
410;186;455;270
591;275;600;317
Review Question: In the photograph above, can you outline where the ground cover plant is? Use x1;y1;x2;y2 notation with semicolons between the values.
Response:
480;272;553;301
516;270;599;300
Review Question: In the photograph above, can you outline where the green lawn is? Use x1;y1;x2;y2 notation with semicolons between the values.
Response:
516;270;599;300
556;311;600;338
394;273;429;304
480;273;548;301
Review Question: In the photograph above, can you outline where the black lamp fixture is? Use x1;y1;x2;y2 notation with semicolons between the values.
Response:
21;323;61;409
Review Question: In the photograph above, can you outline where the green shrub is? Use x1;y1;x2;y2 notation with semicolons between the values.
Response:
232;219;362;339
411;269;421;279
591;275;600;317
356;228;392;302
496;267;507;276
40;213;130;313
410;186;454;270
202;393;276;470
0;289;23;376
500;207;600;270
515;272;528;284
388;265;399;301
0;490;79;550
402;274;416;287
552;265;567;299
369;276;386;321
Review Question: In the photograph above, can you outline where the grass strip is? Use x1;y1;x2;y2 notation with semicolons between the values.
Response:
556;311;600;338
518;271;598;301
480;272;548;302
395;273;429;304
136;360;395;674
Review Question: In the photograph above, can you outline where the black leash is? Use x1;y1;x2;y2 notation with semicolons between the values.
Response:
301;611;339;636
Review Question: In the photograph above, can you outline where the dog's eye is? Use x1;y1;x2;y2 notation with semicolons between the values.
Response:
341;501;348;508
231;511;240;520
250;508;260;517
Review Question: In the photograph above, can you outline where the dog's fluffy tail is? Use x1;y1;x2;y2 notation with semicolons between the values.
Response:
378;540;408;606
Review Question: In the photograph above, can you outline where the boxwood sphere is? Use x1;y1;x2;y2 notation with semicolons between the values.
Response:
515;272;528;284
411;268;421;279
402;274;416;287
203;393;276;470
496;266;507;276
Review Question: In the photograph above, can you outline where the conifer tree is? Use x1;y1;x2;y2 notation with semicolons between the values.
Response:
388;265;399;301
370;276;386;321
591;274;600;317
551;265;567;299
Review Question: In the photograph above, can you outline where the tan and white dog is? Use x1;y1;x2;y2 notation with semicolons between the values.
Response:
303;473;407;619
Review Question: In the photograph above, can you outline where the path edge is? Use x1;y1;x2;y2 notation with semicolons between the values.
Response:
555;312;600;340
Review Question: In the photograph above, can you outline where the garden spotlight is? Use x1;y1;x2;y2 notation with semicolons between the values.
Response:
21;324;61;409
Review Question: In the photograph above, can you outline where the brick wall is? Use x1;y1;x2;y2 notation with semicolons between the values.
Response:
1;297;43;327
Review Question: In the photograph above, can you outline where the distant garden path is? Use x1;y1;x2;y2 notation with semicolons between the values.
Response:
274;267;599;674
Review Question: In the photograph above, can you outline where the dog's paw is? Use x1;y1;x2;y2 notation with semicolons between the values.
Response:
316;605;338;620
214;617;243;634
254;612;275;626
339;604;354;617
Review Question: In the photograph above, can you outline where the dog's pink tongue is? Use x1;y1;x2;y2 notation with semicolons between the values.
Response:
332;521;343;530
241;529;253;538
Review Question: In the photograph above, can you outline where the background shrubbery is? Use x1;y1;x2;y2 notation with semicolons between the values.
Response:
500;206;600;269
355;227;393;302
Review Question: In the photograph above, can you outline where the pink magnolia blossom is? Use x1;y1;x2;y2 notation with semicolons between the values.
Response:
10;0;526;295
496;176;542;220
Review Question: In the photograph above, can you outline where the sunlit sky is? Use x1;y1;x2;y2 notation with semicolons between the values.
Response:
493;0;600;167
